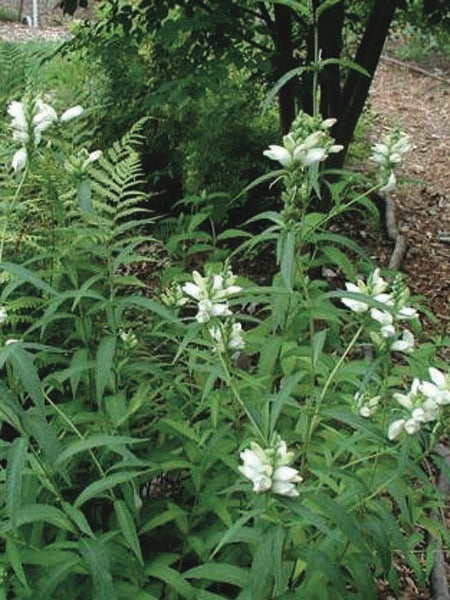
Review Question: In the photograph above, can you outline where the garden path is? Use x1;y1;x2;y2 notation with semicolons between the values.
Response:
368;56;450;326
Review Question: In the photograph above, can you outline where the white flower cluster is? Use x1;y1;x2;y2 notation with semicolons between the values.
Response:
239;436;303;497
263;116;343;170
342;269;417;353
388;369;449;440
354;391;381;418
370;129;411;192
7;96;84;172
0;306;7;324
64;148;103;178
182;269;244;354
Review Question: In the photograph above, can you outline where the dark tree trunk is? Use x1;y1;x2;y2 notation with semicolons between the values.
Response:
318;1;344;120
273;5;296;134
331;0;399;167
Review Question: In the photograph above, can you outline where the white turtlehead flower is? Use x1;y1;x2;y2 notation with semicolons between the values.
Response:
272;465;303;497
196;299;231;323
321;118;337;129
342;268;390;313
238;442;273;493
396;306;418;320
0;306;7;324
82;150;102;170
299;146;327;167
239;437;302;497
391;329;414;353
229;322;244;350
263;144;293;167
11;147;28;172
370;309;395;338
380;171;396;193
60;105;84;122
182;269;241;324
342;282;370;312
8;101;27;129
355;392;381;418
389;378;440;440
32;98;58;144
420;368;450;406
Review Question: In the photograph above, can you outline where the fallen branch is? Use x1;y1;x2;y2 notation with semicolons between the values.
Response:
381;192;408;270
430;443;450;600
380;54;450;85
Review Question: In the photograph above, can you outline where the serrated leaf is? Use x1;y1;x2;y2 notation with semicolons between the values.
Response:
6;436;27;526
8;346;44;411
5;537;30;592
77;178;93;214
0;504;75;534
35;557;81;600
79;538;115;600
114;500;143;565
158;418;199;442
184;563;250;589
145;564;194;599
61;502;95;538
139;503;188;535
55;434;143;466
74;470;144;508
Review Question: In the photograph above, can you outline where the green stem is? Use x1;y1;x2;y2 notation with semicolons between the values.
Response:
0;165;28;263
45;391;111;489
218;353;267;444
302;324;364;465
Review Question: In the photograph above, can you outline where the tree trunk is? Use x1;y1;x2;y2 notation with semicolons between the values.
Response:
318;1;344;120
273;5;296;134
331;0;399;167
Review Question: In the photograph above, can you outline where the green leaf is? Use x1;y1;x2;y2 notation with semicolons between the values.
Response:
140;503;188;535
62;502;95;538
158;418;199;443
264;65;311;111
74;471;144;508
35;558;81;600
22;408;62;467
8;346;44;411
54;434;143;466
315;0;343;18
279;230;296;291
311;329;327;369
77;178;93;213
321;57;370;77
5;537;30;592
184;563;250;589
0;504;75;534
79;538;116;600
119;295;179;323
6;436;27;526
145;564;194;599
95;335;116;405
251;527;287;599
114;500;143;565
69;347;92;398
308;492;371;556
0;262;55;295
321;245;356;279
